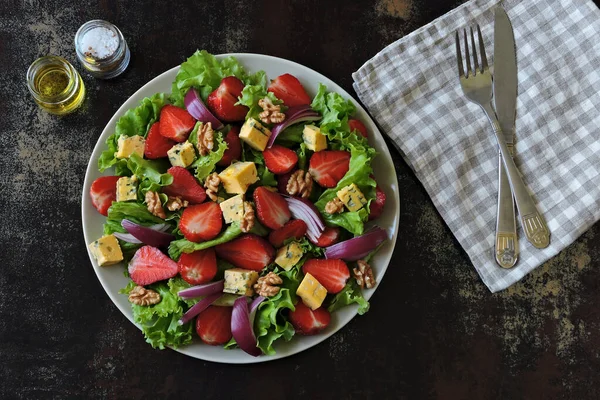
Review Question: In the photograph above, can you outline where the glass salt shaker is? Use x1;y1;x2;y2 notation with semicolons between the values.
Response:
74;20;130;79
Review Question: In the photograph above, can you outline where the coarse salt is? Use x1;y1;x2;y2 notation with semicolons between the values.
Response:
80;27;118;59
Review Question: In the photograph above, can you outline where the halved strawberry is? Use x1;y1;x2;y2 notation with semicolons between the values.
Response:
177;248;217;285
128;246;178;286
215;234;275;271
196;305;233;345
253;186;291;230
217;125;242;167
348;118;368;138
369;185;386;221
268;219;308;248
158;105;196;142
206;76;248;122
179;202;223;242
145;121;176;159
277;170;295;194
289;301;331;335
263;145;298;174
162;166;206;204
309;226;341;248
267;74;311;107
302;258;350;294
90;175;120;216
308;150;351;188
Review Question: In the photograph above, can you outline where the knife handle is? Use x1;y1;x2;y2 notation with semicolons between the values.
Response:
495;147;518;268
482;103;550;249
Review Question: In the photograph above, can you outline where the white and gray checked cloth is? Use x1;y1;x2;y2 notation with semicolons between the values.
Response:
353;0;600;292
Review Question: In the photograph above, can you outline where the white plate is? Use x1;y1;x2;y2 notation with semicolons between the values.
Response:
82;53;400;364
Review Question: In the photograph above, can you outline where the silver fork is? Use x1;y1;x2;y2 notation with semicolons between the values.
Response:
455;26;550;249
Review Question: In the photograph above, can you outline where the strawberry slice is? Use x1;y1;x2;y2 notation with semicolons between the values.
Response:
158;105;196;142
308;150;351;188
177;248;217;285
206;76;248;122
309;226;341;247
128;246;178;286
89;175;119;216
348;118;368;138
277;170;295;194
369;185;386;221
179;202;223;242
215;234;275;271
253;186;291;230
217;125;242;167
145;121;176;159
162;166;207;204
267;74;311;107
263;145;298;174
268;219;308;248
196;305;233;345
289;301;331;335
302;258;350;294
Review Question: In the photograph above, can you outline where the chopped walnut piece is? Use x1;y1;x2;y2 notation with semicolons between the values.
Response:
145;190;166;219
128;286;161;306
258;97;286;124
204;172;221;202
253;272;283;297
166;196;189;211
353;259;376;289
325;197;344;214
286;170;313;198
240;201;255;233
197;122;214;156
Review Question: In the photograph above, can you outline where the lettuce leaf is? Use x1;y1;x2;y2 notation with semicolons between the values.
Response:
236;72;283;121
120;279;193;349
274;123;304;147
168;223;242;260
310;83;355;135
191;128;227;182
98;93;168;173
103;201;167;235
327;279;370;315
170;50;250;107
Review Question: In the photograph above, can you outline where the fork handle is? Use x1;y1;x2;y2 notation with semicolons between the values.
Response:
495;147;518;268
482;103;550;249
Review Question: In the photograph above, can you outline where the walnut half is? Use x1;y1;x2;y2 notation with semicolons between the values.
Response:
166;196;189;211
325;197;344;214
128;286;161;306
353;259;376;289
145;190;166;219
258;97;285;124
204;172;221;202
253;272;283;297
197;122;214;156
240;201;255;233
286;170;313;198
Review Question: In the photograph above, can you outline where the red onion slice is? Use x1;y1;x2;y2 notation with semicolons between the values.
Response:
231;296;262;357
177;280;224;299
121;219;175;248
178;292;222;325
284;196;324;242
184;88;224;130
324;226;388;261
249;296;266;314
113;232;143;244
267;105;321;148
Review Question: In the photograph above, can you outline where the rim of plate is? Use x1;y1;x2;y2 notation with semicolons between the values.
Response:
81;53;400;364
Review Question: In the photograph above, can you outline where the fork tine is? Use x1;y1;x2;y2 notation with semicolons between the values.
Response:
463;29;471;77
477;24;488;69
470;27;479;74
455;31;465;77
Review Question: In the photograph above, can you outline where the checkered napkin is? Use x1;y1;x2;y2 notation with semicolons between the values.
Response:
353;0;600;292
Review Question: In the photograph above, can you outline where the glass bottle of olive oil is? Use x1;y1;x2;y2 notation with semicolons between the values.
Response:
26;56;85;115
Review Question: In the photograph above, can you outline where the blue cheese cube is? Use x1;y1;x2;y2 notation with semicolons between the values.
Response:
88;235;124;266
219;194;245;224
302;124;327;152
274;241;303;271
223;268;259;296
116;175;138;202
239;118;271;151
115;135;145;159
296;272;327;310
336;183;368;212
167;141;196;168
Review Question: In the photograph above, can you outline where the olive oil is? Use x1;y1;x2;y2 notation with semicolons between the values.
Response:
27;56;85;115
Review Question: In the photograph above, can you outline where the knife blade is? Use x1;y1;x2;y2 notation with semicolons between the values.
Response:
493;6;519;268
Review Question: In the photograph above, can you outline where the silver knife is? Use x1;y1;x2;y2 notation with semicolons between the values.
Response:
493;7;519;268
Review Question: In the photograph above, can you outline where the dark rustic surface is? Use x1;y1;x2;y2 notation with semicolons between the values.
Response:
2;0;600;399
